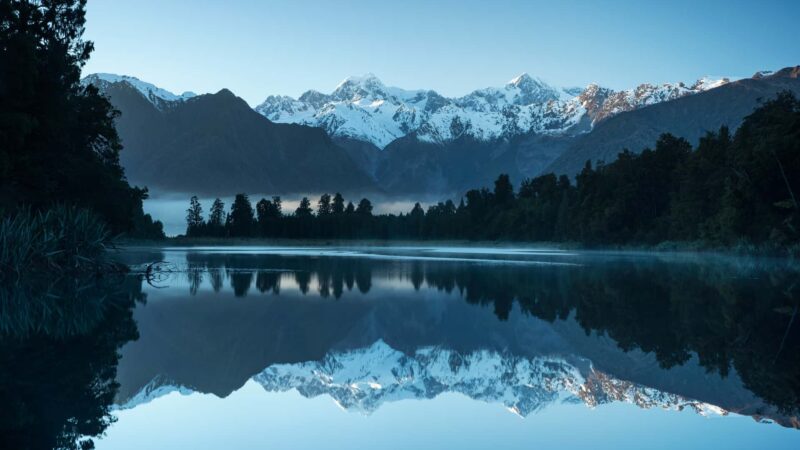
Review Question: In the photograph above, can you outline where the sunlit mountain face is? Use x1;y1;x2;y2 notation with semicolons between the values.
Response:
109;248;800;430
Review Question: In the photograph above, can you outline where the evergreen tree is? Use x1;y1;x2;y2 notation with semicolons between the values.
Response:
494;174;514;207
256;198;270;234
185;196;204;235
271;196;283;217
209;198;225;227
356;198;373;216
0;0;161;236
345;201;355;214
317;194;332;216
410;203;425;218
228;194;254;237
295;197;313;218
332;193;345;214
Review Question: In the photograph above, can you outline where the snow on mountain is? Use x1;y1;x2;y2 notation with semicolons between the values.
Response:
116;341;728;418
256;73;730;149
83;71;731;149
579;77;733;124
252;340;728;418
82;73;197;110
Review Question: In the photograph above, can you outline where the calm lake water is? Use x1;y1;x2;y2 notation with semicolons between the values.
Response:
2;246;799;449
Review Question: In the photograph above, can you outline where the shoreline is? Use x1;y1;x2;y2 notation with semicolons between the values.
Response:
116;237;799;261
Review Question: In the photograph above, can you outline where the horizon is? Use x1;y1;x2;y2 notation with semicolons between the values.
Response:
82;0;800;106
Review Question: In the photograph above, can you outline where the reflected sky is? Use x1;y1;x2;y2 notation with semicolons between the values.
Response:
102;385;799;450
93;246;800;448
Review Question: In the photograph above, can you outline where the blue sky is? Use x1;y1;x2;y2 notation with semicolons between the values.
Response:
83;0;800;105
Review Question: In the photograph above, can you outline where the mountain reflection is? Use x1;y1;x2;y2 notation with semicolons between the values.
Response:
115;249;800;428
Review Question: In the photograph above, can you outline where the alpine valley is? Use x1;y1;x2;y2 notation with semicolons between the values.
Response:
84;67;800;197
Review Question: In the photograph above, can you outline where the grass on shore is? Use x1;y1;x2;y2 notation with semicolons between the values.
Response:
0;206;117;281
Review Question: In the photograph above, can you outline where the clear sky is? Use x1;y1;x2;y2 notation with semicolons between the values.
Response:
83;0;800;106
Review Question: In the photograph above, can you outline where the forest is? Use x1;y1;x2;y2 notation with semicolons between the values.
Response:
185;92;800;251
0;0;164;246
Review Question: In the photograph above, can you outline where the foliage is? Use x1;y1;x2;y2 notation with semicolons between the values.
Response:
0;0;163;237
0;272;142;450
0;206;117;281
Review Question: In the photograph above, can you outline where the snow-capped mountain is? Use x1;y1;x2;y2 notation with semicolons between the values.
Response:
246;341;724;417
256;73;731;148
82;73;197;110
117;341;728;419
83;71;731;149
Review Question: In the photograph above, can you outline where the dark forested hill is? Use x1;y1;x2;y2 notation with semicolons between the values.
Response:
96;81;378;195
546;67;800;177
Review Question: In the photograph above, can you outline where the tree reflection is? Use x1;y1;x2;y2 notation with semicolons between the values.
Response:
256;271;280;295
0;274;143;450
183;251;800;416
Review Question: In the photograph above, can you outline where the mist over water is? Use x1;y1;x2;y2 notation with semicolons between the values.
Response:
144;192;443;236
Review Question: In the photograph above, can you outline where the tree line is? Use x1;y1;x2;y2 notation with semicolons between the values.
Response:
1;0;164;239
185;91;799;250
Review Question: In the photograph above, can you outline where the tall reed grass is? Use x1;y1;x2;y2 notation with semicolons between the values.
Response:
0;206;113;281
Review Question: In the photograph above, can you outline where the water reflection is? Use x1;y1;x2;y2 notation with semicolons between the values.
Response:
0;274;143;450
118;248;799;428
2;247;799;450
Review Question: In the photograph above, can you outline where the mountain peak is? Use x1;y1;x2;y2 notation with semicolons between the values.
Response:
215;88;236;97
508;72;533;86
82;72;196;109
335;73;384;90
507;72;552;92
331;73;389;102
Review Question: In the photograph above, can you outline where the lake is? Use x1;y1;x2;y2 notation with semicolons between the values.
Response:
2;246;799;449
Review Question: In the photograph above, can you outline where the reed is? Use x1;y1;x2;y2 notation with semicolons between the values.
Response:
0;206;113;281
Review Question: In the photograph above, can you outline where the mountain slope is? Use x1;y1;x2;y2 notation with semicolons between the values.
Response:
546;67;800;177
257;73;728;150
91;79;378;195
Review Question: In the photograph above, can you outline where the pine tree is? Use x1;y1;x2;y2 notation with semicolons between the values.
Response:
209;198;226;227
256;198;271;234
229;194;254;237
185;196;204;235
317;194;332;216
494;174;514;207
295;197;313;218
332;193;345;214
0;0;161;235
271;196;283;217
356;198;373;216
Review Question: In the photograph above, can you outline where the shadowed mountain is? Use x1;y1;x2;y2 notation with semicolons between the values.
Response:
91;79;378;195
546;67;800;177
374;132;577;196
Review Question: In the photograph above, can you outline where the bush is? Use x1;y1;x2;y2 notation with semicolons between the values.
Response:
0;206;114;281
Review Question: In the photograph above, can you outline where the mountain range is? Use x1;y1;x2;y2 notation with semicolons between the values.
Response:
84;66;800;197
255;72;728;149
119;340;728;421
